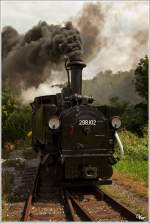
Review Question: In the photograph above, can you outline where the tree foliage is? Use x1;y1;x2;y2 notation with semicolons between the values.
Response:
109;97;129;114
110;97;147;137
109;56;148;136
3;106;32;142
2;89;17;126
134;55;148;103
2;89;32;143
83;69;141;105
122;104;147;137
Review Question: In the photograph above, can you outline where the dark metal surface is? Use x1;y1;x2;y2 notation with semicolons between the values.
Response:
31;60;119;185
64;191;77;221
67;60;86;94
61;179;112;187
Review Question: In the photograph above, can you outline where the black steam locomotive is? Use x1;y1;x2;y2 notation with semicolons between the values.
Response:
31;59;123;186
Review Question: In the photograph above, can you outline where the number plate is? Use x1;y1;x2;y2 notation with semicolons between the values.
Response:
79;120;96;126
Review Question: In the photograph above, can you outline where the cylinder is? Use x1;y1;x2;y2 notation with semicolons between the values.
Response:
67;60;86;95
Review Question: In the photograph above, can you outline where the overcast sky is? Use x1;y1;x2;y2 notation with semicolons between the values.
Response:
1;1;84;32
2;1;149;32
1;0;149;79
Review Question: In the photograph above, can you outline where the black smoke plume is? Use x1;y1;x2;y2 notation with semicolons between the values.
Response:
2;2;148;97
2;2;107;90
76;2;107;62
2;21;82;88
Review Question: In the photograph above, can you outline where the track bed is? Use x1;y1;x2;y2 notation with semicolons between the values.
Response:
21;160;143;221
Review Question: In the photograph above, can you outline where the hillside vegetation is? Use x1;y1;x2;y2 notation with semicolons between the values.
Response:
82;70;141;105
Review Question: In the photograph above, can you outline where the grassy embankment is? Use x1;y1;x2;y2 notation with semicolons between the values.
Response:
114;130;148;186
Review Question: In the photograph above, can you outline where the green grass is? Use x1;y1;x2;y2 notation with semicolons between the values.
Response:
114;158;148;184
114;129;148;185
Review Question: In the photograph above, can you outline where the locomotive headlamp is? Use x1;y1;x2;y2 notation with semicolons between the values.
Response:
48;116;61;129
111;116;121;129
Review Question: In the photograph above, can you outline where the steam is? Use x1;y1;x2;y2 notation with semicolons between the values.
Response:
20;70;66;104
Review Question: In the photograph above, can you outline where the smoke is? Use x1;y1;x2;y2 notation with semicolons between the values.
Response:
81;2;148;79
2;1;148;102
1;2;110;93
75;2;107;62
131;29;148;67
21;71;65;104
21;84;61;104
2;21;82;88
2;26;21;60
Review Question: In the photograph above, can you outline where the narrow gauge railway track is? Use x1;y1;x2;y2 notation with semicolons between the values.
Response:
64;187;143;222
21;161;66;221
21;163;144;221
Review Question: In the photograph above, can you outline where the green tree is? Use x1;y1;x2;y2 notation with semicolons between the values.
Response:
110;97;147;137
2;89;32;144
2;89;17;125
3;106;32;142
134;56;148;103
109;97;129;114
122;104;147;137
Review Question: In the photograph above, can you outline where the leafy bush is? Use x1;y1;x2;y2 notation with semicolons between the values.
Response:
2;88;32;145
122;103;148;136
2;89;18;126
118;130;148;160
110;96;129;114
110;96;147;136
134;55;148;103
114;130;148;184
3;106;32;142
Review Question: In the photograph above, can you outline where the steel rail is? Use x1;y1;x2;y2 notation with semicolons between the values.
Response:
67;191;94;221
95;187;143;222
64;191;78;221
21;162;41;221
21;163;144;222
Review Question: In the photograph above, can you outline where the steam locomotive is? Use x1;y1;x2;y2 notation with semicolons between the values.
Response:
31;59;124;186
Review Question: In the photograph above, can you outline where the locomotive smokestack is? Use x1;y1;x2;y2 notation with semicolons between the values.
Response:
67;60;86;95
